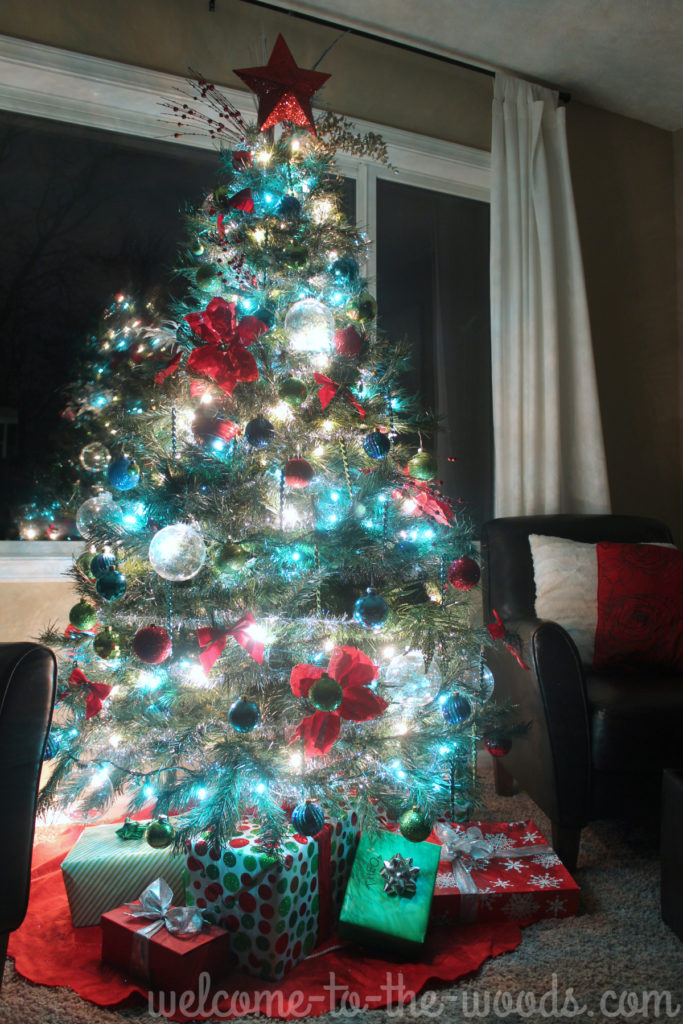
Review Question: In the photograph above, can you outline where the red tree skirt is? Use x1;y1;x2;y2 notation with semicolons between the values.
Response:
9;826;523;1020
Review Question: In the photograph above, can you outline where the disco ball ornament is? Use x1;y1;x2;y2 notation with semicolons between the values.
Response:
447;556;481;591
69;600;97;631
245;416;275;449
76;492;124;540
278;377;307;407
278;195;301;221
363;430;391;460
79;442;111;473
350;291;377;322
93;626;121;661
291;800;325;837
90;552;115;578
96;569;126;601
66;767;115;824
334;325;363;357
309;673;343;711
107;455;140;491
353;587;389;631
214;540;251;572
133;625;172;664
384;650;442;710
442;692;473;726
485;738;512;758
330;256;359;284
284;298;334;352
399;806;431;843
145;815;175;849
284;457;314;489
148;523;206;581
228;695;261;733
281;243;309;269
408;450;438;481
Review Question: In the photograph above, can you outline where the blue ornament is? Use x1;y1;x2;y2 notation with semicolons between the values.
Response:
291;800;325;837
245;416;275;449
108;455;140;491
43;732;60;761
331;256;359;284
96;569;127;601
278;195;301;221
363;430;391;460
253;306;275;330
442;692;473;725
228;696;261;733
90;552;115;578
353;587;389;630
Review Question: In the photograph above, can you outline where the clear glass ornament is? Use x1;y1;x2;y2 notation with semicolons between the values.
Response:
148;523;206;581
65;768;115;824
384;650;442;712
79;442;111;473
284;298;334;352
76;492;124;540
458;663;495;706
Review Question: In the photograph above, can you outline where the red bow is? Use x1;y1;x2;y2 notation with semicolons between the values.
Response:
197;613;264;674
224;187;254;213
392;483;455;528
67;666;113;720
313;373;366;419
184;298;265;397
487;610;530;670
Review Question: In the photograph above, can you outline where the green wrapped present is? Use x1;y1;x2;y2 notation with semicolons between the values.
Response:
338;830;440;955
61;823;186;927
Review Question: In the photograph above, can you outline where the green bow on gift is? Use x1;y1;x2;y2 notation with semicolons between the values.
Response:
116;818;147;841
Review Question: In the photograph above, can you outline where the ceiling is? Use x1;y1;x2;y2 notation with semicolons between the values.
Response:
262;0;683;131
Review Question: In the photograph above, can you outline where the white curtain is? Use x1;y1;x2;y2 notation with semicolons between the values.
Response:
490;73;611;517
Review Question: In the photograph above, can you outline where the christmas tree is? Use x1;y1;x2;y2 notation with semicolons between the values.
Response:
39;37;517;848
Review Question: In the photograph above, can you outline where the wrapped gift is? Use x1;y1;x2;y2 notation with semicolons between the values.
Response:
102;878;230;993
185;811;358;980
338;830;440;956
62;822;186;927
429;819;580;924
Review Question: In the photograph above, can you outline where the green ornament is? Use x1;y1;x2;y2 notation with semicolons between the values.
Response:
93;626;121;661
278;377;308;407
145;815;175;849
408;450;438;481
351;291;377;322
195;264;219;291
309;673;344;712
69;600;97;631
281;244;308;269
214;541;250;572
399;806;432;843
116;817;146;840
76;552;95;579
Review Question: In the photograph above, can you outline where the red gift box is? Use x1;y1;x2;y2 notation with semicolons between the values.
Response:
427;819;579;925
101;904;230;994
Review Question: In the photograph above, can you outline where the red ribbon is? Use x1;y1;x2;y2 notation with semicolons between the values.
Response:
315;823;334;942
487;610;530;670
197;613;264;674
313;373;366;420
154;350;182;385
67;667;113;720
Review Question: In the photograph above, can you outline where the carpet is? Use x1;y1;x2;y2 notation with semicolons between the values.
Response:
1;765;682;1024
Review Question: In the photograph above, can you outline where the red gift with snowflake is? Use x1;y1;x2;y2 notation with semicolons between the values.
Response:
184;812;358;981
426;819;579;925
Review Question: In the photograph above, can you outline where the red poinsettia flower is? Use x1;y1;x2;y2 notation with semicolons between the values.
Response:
183;297;266;396
290;646;387;757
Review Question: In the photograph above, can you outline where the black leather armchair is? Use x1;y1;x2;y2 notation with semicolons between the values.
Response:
0;642;56;987
481;514;682;871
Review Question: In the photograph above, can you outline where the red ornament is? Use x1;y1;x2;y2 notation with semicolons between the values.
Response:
485;738;512;758
284;457;314;489
334;326;363;357
133;625;172;665
232;150;253;170
233;34;330;134
447;556;481;591
192;414;240;447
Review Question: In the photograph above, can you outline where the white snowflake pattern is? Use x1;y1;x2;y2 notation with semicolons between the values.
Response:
483;834;516;854
529;851;562;867
545;895;568;917
500;857;528;873
435;872;458;890
529;872;563;889
520;829;544;844
492;876;513;889
502;893;539;920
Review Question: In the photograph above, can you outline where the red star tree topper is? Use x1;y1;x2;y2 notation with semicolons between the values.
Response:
234;34;330;134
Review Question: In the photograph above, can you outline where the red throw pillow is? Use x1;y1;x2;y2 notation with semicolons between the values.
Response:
593;542;683;671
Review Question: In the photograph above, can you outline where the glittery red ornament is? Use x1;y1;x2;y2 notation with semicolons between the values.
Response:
133;625;172;664
284;457;314;489
232;149;253;170
233;35;330;134
447;556;481;591
485;738;512;758
334;325;363;357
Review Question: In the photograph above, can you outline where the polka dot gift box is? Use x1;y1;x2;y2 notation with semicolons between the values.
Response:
184;812;358;981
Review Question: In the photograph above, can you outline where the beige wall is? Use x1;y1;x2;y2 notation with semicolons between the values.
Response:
0;0;680;539
0;582;75;641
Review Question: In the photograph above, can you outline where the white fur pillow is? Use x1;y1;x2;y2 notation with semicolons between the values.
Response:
528;534;598;663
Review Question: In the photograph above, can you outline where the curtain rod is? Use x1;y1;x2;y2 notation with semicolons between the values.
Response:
234;0;571;104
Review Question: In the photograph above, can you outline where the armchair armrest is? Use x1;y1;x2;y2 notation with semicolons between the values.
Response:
488;617;592;827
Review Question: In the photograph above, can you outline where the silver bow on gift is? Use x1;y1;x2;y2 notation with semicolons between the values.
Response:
125;877;204;940
380;853;421;899
433;823;548;923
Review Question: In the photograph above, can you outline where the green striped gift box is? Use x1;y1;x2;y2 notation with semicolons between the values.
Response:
61;823;186;928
